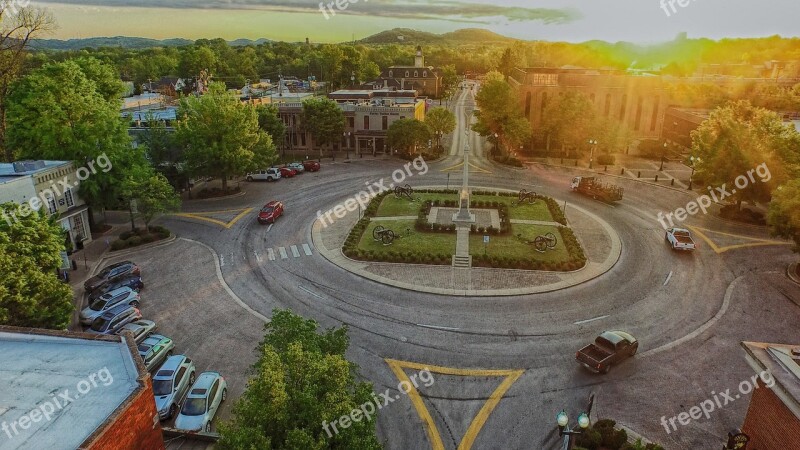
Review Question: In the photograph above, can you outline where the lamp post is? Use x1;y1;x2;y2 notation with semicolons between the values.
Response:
493;132;499;156
688;156;700;190
351;71;355;88
660;141;667;171
556;410;590;450
588;139;597;169
343;131;351;159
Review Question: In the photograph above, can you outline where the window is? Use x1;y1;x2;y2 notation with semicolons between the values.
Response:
65;188;74;208
348;117;354;128
405;71;409;77
389;71;393;78
46;195;57;214
423;71;427;77
414;71;418;77
651;97;660;131
524;92;531;116
176;367;187;385
382;116;388;130
604;94;612;117
619;94;627;121
634;97;644;131
209;381;219;403
540;92;548;115
363;116;370;130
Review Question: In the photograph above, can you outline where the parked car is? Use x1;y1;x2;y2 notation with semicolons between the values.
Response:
88;275;144;303
576;331;638;374
257;201;284;224
286;162;305;173
80;287;141;325
275;166;293;177
665;227;696;251
246;168;281;182
138;335;175;373
153;355;197;420
116;319;157;344
86;304;142;335
174;372;228;432
301;160;320;172
84;261;140;292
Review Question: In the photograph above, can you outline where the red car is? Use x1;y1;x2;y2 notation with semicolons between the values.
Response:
258;201;284;224
302;161;320;172
278;167;297;178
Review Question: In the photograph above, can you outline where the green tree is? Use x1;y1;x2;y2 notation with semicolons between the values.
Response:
388;118;431;156
256;104;287;150
691;101;799;210
541;91;596;156
301;97;345;159
0;6;56;162
6;59;142;225
472;75;531;156
768;179;800;251
176;82;276;190
0;203;73;329
425;107;456;154
122;166;180;230
440;64;459;103
217;309;381;450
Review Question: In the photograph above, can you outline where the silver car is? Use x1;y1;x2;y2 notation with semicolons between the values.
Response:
137;335;175;373
174;372;227;432
116;319;156;344
79;287;140;325
153;355;196;420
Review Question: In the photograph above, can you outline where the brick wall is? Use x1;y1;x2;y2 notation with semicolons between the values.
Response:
741;379;800;449
83;375;165;450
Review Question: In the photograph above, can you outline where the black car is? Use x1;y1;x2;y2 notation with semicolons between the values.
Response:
89;275;144;303
84;261;140;292
86;304;142;335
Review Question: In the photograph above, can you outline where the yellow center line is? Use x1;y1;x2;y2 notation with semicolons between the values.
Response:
686;225;792;254
173;207;253;229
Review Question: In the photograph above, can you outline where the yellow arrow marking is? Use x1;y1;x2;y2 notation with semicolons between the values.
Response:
686;225;792;254
173;208;253;229
386;359;523;450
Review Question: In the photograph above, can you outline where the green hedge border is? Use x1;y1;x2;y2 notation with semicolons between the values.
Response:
341;189;585;271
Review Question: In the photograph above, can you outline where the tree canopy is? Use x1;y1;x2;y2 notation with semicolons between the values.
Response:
388;118;431;156
218;309;381;450
301;97;345;158
472;74;531;155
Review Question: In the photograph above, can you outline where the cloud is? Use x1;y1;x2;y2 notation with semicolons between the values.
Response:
37;0;580;24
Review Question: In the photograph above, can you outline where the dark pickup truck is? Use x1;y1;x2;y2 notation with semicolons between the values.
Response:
576;331;638;374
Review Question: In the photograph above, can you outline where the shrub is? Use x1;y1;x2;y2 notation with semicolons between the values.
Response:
597;153;615;166
119;230;135;240
141;234;157;244
111;240;128;251
127;236;142;247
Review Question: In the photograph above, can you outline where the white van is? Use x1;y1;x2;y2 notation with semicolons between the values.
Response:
246;168;281;182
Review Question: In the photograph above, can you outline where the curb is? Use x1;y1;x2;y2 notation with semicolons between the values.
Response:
591;395;660;447
184;189;247;202
788;262;800;285
106;234;177;257
311;185;622;296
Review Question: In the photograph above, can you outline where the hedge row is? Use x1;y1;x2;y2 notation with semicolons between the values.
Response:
415;198;511;235
342;217;451;265
111;226;171;251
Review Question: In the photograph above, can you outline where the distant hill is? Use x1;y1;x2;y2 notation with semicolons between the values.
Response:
358;28;517;45
29;36;271;51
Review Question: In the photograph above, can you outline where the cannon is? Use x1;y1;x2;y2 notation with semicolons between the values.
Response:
372;225;396;245
517;231;558;253
513;189;538;206
394;184;414;201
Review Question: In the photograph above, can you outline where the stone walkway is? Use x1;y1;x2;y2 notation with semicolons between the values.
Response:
312;186;622;296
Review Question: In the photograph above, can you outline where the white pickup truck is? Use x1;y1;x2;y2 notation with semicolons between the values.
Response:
665;227;696;251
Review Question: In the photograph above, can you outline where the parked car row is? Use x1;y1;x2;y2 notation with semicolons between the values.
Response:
245;160;320;182
82;261;228;433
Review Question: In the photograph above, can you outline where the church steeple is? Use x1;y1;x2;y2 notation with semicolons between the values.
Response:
414;46;424;68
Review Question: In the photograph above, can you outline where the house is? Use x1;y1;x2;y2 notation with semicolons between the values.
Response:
375;46;442;98
0;326;165;450
142;77;186;98
0;160;92;251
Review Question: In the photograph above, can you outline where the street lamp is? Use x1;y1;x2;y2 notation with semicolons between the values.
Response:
660;142;667;171
351;71;355;87
493;133;499;156
688;156;700;190
556;410;590;450
588;139;597;169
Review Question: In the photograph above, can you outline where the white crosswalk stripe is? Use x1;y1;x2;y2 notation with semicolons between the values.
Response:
279;247;288;259
268;248;275;261
291;245;300;257
302;243;312;256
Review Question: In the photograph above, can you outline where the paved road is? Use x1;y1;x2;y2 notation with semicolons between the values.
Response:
147;85;800;449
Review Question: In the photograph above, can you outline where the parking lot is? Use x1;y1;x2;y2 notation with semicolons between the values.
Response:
80;238;265;432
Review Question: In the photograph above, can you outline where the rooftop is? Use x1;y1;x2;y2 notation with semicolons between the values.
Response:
742;341;800;420
0;161;70;184
0;327;143;450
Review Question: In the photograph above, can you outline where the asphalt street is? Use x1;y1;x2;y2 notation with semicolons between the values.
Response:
144;86;800;449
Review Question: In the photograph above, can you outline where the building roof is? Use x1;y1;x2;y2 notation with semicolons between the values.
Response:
123;107;178;123
0;327;144;450
742;341;800;420
0;161;70;184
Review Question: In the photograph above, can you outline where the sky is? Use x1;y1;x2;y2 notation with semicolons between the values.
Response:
36;0;800;43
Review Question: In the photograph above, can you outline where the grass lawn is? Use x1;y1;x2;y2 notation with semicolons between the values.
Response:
357;219;455;255
470;224;570;262
375;193;456;217
470;194;555;222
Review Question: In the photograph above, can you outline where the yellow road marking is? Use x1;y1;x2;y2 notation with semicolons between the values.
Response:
386;359;524;450
686;225;792;254
173;208;253;229
439;161;492;174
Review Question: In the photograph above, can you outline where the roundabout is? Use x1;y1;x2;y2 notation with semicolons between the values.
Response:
153;86;800;450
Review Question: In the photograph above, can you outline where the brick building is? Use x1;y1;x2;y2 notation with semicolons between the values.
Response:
375;46;442;98
739;341;800;450
0;326;164;450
